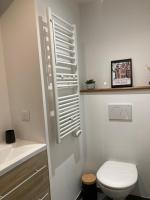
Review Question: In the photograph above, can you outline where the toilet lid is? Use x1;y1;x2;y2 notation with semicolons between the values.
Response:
97;161;138;189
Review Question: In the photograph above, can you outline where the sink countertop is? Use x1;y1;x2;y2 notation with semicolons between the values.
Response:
0;139;47;176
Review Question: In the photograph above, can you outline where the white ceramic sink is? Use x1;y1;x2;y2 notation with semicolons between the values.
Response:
0;139;46;176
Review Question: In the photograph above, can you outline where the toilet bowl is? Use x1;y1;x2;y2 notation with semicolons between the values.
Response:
97;161;138;200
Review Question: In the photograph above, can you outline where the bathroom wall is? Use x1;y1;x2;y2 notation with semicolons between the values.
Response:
0;20;12;141
36;0;85;200
80;0;150;87
82;93;150;198
80;0;150;198
0;0;46;143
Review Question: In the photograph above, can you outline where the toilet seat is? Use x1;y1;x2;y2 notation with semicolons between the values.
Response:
97;161;138;189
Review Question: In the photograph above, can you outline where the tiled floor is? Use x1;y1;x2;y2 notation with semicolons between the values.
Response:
97;192;110;199
80;192;146;200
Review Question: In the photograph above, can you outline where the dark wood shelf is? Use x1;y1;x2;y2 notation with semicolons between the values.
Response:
80;86;150;93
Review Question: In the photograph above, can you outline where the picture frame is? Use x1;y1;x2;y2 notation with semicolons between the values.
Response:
111;59;133;88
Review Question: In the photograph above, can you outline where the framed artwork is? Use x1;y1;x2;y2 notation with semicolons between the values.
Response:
111;59;133;88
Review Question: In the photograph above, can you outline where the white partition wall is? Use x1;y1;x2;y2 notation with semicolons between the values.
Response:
36;0;85;200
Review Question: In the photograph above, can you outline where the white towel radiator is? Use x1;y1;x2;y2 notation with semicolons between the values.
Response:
39;8;82;143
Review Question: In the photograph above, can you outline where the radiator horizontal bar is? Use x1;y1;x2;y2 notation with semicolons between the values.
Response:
56;61;77;67
60;126;80;140
54;26;73;38
58;94;78;100
60;123;80;137
57;78;77;81
56;45;75;54
55;38;74;48
59;107;79;116
60;119;80;131
56;66;71;71
59;100;79;108
59;104;79;112
57;80;78;84
58;97;79;104
55;31;74;42
52;13;74;28
57;84;78;88
55;35;74;44
56;53;75;61
56;73;77;77
59;112;80;123
59;110;80;121
60;116;80;128
54;22;73;35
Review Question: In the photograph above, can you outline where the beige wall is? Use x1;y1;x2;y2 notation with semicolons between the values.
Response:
1;0;45;142
0;19;12;141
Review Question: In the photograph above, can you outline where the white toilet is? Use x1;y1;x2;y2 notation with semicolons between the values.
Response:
97;161;138;200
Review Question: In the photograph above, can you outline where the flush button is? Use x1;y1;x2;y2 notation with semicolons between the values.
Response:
108;104;132;121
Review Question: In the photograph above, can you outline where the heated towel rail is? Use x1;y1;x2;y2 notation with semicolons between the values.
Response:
40;8;82;143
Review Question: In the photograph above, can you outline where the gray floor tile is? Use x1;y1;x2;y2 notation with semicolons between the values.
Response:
80;192;145;200
80;192;111;200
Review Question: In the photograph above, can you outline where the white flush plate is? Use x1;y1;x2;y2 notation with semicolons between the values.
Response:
108;104;132;121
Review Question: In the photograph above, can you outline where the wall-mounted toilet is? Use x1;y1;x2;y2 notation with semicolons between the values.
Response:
97;161;138;200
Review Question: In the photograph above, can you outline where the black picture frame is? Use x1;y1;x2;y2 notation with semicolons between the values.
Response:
111;59;133;88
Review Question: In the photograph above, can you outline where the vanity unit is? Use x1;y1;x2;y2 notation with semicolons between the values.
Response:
0;0;51;198
0;143;50;200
